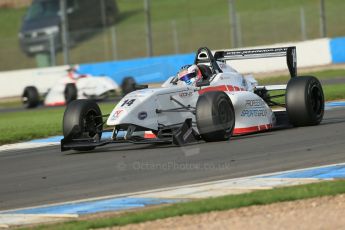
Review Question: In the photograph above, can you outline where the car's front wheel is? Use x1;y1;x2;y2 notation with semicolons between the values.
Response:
22;86;40;109
63;99;103;151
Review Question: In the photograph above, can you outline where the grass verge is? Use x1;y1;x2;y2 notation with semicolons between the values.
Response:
24;180;345;230
323;84;345;101
0;103;116;145
258;69;345;85
269;84;345;105
0;99;22;109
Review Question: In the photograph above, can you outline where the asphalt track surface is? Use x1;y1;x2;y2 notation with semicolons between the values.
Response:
0;107;345;211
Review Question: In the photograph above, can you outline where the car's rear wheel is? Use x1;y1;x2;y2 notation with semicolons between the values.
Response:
64;83;77;104
196;91;235;141
286;76;324;126
22;86;40;108
63;99;103;151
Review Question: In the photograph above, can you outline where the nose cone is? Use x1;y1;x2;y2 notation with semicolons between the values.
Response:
106;89;159;130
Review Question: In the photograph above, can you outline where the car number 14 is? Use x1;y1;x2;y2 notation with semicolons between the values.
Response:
121;99;136;107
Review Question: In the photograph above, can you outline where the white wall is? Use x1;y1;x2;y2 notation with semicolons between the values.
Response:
225;38;332;74
0;65;68;98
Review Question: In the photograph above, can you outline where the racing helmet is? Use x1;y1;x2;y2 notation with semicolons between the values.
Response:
67;64;80;73
67;65;83;80
178;64;202;85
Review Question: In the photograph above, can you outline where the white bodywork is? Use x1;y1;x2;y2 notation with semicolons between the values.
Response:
107;61;278;136
44;74;118;106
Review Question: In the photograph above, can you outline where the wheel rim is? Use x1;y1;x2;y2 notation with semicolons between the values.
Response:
217;98;233;131
218;100;229;123
83;110;102;137
22;94;28;105
310;84;323;116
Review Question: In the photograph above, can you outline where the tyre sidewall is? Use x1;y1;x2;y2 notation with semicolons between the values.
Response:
63;99;103;140
196;91;235;141
306;78;324;123
64;83;78;104
23;86;39;108
286;76;324;126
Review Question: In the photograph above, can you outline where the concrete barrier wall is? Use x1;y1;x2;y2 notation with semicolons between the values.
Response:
0;37;343;98
78;53;195;85
229;38;332;74
77;38;332;82
330;37;345;63
0;66;68;98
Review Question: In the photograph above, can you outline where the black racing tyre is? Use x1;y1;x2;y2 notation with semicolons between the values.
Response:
196;91;235;142
63;99;103;151
22;86;40;108
64;83;77;104
286;76;324;126
121;76;136;96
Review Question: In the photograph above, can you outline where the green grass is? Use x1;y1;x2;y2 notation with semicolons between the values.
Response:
261;84;345;106
0;8;27;37
258;69;345;104
1;0;345;70
323;84;345;101
0;108;63;144
258;69;345;85
0;103;116;145
24;180;345;230
0;99;22;109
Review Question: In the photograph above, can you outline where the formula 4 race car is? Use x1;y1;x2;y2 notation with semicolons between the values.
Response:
22;66;137;108
61;46;324;151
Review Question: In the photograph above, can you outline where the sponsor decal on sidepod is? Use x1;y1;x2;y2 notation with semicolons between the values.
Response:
138;111;148;120
241;99;267;117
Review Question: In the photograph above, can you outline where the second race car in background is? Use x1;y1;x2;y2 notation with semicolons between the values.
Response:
22;66;137;108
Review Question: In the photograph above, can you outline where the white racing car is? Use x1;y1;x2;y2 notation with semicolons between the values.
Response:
22;67;137;108
61;46;324;151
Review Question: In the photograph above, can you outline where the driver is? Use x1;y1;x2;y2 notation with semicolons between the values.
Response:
67;65;86;80
178;64;202;86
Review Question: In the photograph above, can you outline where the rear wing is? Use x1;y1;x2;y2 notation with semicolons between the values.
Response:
214;47;297;78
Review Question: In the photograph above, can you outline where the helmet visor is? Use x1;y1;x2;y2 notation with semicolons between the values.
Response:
179;72;196;82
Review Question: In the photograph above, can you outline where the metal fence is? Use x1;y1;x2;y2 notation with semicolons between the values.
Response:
0;0;344;71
